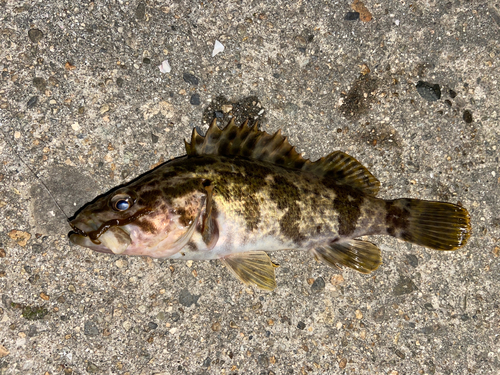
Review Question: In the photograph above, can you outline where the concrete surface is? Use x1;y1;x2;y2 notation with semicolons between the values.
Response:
1;0;499;374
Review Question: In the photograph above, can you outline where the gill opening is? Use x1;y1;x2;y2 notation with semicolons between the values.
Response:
1;131;74;230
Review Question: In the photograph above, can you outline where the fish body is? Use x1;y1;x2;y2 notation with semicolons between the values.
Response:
69;120;471;290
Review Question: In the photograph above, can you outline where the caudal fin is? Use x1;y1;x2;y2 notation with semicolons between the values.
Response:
386;199;471;251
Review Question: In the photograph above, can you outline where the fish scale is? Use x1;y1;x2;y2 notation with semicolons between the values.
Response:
69;119;471;290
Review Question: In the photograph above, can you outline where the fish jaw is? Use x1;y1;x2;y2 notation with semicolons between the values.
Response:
68;217;116;253
69;217;132;254
69;232;114;254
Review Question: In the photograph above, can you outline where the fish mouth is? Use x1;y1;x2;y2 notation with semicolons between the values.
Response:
69;226;132;254
69;208;154;254
69;232;114;254
69;219;133;255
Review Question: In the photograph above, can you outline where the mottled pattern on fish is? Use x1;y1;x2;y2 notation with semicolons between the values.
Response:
69;119;471;290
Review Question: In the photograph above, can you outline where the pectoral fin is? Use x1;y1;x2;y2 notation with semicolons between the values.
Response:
201;181;219;250
221;252;277;291
311;240;382;274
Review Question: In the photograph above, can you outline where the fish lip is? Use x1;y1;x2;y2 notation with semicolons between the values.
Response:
92;247;114;254
68;230;80;239
68;231;114;254
68;231;90;245
68;219;100;247
68;219;98;238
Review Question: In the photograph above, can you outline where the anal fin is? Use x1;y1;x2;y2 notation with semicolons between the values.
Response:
221;251;277;291
311;239;382;274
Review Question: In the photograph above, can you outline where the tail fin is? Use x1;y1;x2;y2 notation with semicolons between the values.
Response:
385;199;471;251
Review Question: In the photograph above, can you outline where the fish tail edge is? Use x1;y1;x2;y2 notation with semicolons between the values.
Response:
385;198;471;251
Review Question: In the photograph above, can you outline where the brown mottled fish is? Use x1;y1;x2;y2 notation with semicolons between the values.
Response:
69;120;471;290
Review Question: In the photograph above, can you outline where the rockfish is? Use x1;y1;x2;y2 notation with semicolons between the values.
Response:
69;120;471;290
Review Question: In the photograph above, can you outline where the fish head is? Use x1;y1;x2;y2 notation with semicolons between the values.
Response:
69;175;206;258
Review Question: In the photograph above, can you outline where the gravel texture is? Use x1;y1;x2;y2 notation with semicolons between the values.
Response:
1;1;499;374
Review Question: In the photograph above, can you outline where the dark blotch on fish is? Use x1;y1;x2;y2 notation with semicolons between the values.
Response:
243;196;261;231
162;171;179;180
161;180;204;203
135;217;158;234
385;201;410;237
330;184;363;236
137;189;161;206
269;176;304;241
269;176;300;210
186;241;198;251
279;203;304;242
176;207;195;227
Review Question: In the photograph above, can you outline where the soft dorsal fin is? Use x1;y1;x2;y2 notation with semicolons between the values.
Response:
185;119;380;195
302;151;380;195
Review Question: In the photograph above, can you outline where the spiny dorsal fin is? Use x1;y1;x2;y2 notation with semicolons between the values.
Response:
185;119;380;195
186;118;305;169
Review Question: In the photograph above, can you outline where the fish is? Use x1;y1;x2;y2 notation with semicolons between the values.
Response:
69;119;471;290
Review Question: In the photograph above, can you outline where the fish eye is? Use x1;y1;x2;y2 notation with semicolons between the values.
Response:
110;194;134;211
115;199;130;211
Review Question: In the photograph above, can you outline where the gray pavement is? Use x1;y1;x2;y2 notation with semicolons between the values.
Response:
1;1;499;374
